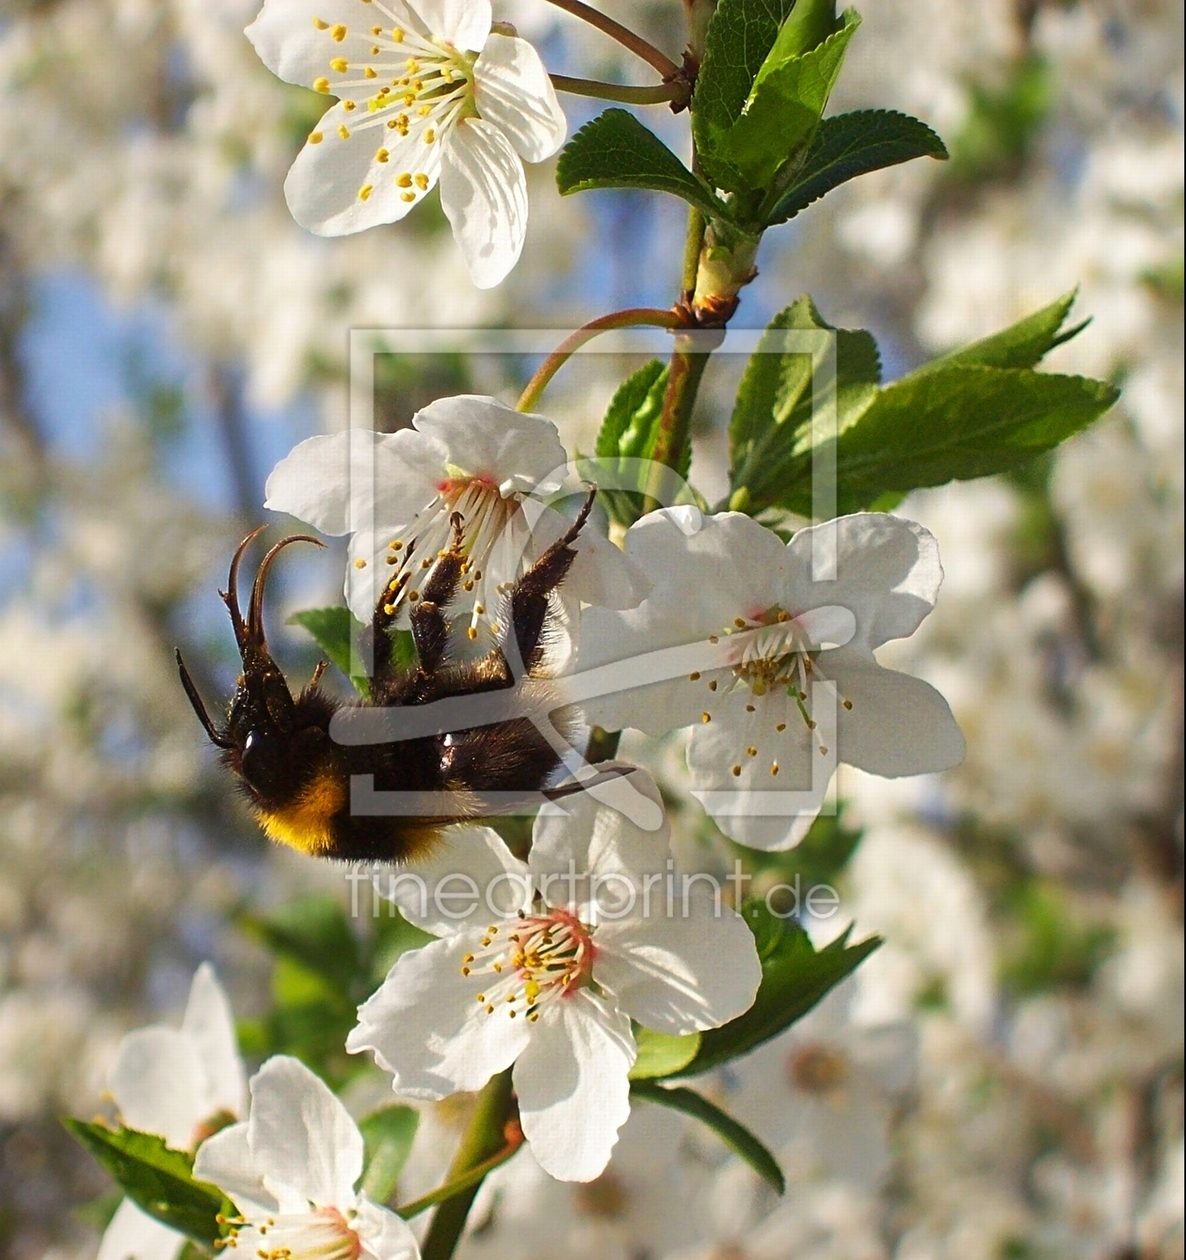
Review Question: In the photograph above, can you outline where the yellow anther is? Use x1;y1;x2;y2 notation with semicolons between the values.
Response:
689;671;701;681
396;172;413;188
775;722;787;732
331;57;348;72
392;27;405;41
313;16;329;29
417;104;433;117
819;745;829;756
365;66;377;78
406;57;420;73
777;609;790;621
358;184;373;200
746;703;756;712
372;45;380;54
709;634;719;644
354;557;367;568
843;698;853;710
460;966;470;976
475;992;486;1002
734;617;747;629
424;128;436;143
383;604;395;616
313;77;331;93
400;191;416;201
463;579;474;591
732;765;742;777
701;712;712;724
486;1004;495;1014
331;23;347;41
771;762;780;775
376;148;389;162
747;746;758;757
467;626;478;640
343;99;356;110
338;124;351;139
308;131;324;144
372;25;382;35
474;602;485;615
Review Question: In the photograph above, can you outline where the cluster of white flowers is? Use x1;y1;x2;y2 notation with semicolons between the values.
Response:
0;0;1179;1257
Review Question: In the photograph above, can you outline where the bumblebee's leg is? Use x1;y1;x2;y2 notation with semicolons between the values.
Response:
409;512;468;676
501;486;597;678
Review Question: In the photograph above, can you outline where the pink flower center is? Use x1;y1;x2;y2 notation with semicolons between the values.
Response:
460;908;596;1022
220;1206;362;1260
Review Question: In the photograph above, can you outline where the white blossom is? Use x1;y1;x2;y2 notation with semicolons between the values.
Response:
264;395;649;657
246;0;567;286
99;965;247;1260
579;509;966;850
193;1056;419;1260
348;770;761;1181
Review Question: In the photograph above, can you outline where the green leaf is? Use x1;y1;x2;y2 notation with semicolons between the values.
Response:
728;295;880;506
772;365;1120;516
359;1104;420;1203
673;908;880;1077
289;606;370;696
557;109;728;220
590;359;694;527
705;11;860;195
766;109;947;225
917;289;1083;372
630;1027;702;1080
238;894;363;995
631;1082;785;1193
64;1121;228;1245
693;0;797;147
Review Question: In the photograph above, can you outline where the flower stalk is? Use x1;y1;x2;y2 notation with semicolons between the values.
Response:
517;308;684;413
419;1070;516;1260
543;0;681;79
550;74;685;106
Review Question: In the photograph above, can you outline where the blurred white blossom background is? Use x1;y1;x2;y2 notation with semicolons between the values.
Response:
0;1;1181;1258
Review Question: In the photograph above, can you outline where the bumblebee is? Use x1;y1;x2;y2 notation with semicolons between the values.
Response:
177;489;601;864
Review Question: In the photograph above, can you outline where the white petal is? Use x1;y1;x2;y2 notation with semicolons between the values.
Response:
574;609;720;735
830;654;967;776
247;1056;364;1211
354;1195;422;1260
575;511;792;733
686;688;831;851
97;1198;185;1260
626;510;790;631
246;0;415;89
284;99;445;237
412;395;566;492
785;514;943;650
412;0;490;50
440;118;528;288
348;933;530;1097
108;1028;208;1151
593;891;761;1035
265;429;441;537
181;964;247;1122
528;507;652;610
513;990;635;1181
474;34;567;162
530;767;669;919
377;825;531;936
192;1123;279;1218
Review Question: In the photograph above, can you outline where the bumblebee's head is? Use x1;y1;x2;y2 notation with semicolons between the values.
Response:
177;528;327;805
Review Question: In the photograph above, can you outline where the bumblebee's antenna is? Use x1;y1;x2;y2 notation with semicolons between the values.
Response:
175;649;233;748
247;535;324;652
221;525;268;653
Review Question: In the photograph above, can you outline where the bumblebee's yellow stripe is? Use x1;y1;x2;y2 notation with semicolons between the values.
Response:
256;769;347;855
